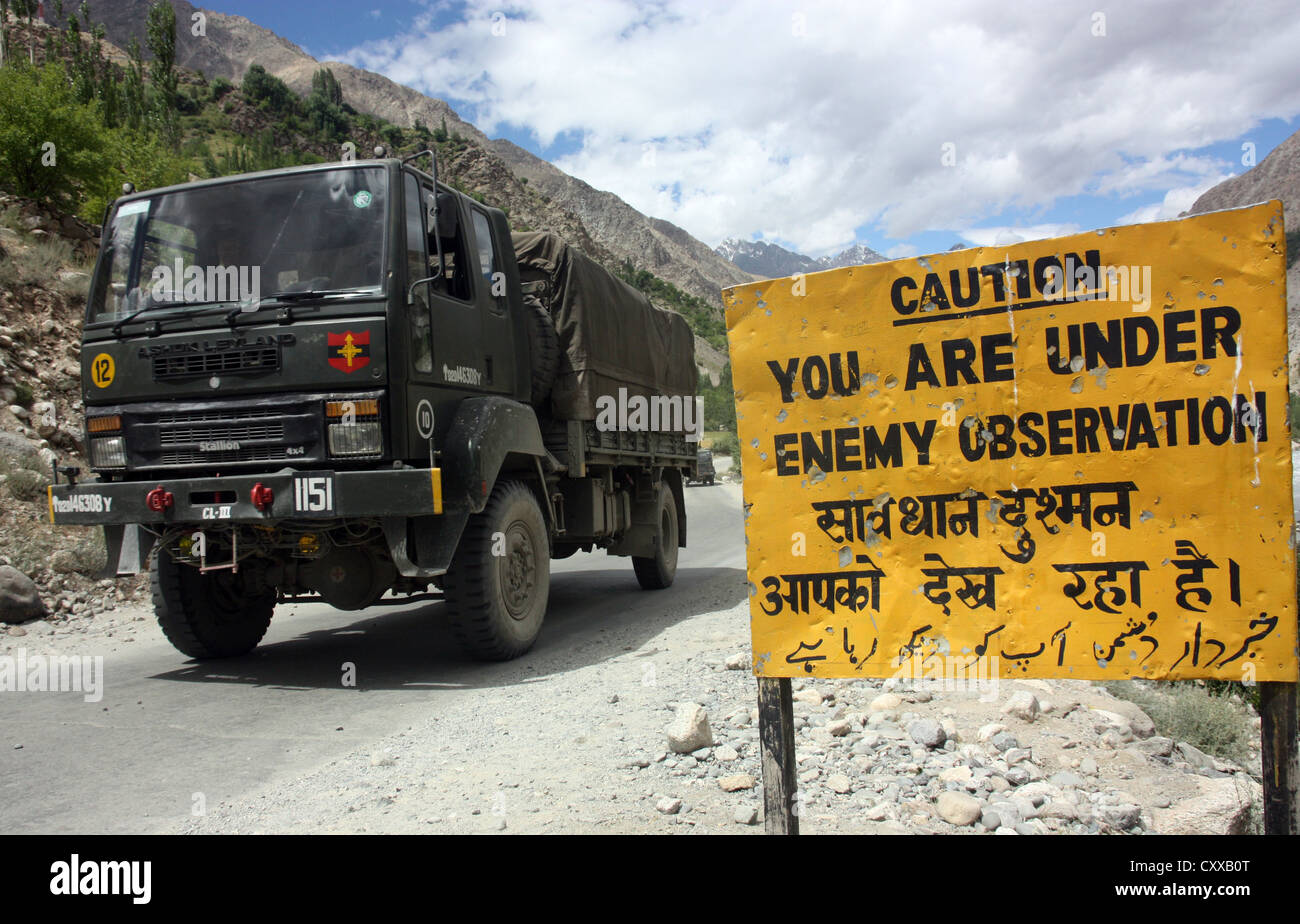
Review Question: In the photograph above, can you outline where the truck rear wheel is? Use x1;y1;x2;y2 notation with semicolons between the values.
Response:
443;480;550;660
150;549;275;659
633;482;679;590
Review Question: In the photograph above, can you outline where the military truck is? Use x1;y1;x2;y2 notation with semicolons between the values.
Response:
49;152;699;661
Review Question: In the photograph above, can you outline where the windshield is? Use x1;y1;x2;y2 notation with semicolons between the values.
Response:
88;167;388;323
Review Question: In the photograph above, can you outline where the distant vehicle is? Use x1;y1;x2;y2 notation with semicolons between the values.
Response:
691;449;715;485
51;151;698;663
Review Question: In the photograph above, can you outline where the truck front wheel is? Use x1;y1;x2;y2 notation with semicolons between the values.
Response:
633;482;679;590
150;550;275;659
443;480;551;661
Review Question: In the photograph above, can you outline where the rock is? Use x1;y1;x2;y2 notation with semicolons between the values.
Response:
1156;776;1253;835
869;693;902;712
908;718;946;749
980;808;1002;829
724;653;749;671
989;800;1022;827
666;703;714;754
655;797;682;815
826;718;852;737
733;805;758;825
0;566;45;624
990;731;1020;752
939;765;972;784
793;688;824;705
935;791;982;826
977;722;1006;742
1092;709;1135;737
1175;741;1216;770
863;802;893;822
31;400;56;439
1040;801;1078;821
1098;802;1142;831
1136;735;1174;758
1001;691;1041;722
718;773;756;792
827;773;853;794
1004;747;1033;765
714;744;739;762
1004;766;1031;786
1048;770;1085;788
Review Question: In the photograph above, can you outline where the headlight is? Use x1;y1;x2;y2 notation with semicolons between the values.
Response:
325;399;382;457
86;415;126;468
90;435;127;468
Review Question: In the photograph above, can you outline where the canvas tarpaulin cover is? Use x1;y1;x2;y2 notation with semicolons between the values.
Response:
512;231;697;420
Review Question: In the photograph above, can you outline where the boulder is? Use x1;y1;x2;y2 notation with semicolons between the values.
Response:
0;566;46;624
666;703;714;754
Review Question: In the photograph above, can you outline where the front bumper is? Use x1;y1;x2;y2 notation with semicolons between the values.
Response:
48;466;443;526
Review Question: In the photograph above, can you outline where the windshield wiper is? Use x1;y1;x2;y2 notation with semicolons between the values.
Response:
257;289;373;302
110;299;215;337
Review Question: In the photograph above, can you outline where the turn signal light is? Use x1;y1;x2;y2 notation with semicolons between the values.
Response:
87;415;122;433
250;482;274;511
325;399;379;418
145;487;174;512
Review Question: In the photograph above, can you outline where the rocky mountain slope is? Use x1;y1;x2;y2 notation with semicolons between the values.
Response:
715;237;886;280
66;0;754;308
1186;126;1300;377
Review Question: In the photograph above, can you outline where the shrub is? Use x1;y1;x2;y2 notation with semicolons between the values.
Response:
1;451;48;501
1105;679;1255;766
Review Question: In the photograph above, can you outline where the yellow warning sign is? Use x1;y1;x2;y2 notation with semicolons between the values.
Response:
724;201;1296;681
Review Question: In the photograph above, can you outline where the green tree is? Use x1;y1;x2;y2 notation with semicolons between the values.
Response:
0;0;10;68
145;0;178;141
241;63;295;114
306;67;346;141
81;126;187;223
703;363;736;431
310;67;342;106
121;38;146;130
11;0;37;64
0;62;107;211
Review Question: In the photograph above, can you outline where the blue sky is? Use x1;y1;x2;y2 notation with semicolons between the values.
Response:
203;1;1300;261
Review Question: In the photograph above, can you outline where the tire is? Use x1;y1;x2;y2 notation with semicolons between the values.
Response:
443;480;550;660
633;482;679;590
150;549;275;659
524;295;559;406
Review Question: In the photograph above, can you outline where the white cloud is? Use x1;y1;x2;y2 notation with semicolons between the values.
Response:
338;0;1300;254
1115;172;1236;225
957;224;1084;248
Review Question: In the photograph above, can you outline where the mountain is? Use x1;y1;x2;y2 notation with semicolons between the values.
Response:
714;238;887;279
1187;130;1300;224
714;239;821;278
1186;127;1300;376
64;0;754;310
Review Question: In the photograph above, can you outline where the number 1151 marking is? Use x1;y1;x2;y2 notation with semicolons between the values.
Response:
294;476;334;512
